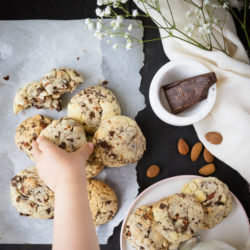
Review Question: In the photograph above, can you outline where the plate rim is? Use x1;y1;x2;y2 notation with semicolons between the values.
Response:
120;175;250;250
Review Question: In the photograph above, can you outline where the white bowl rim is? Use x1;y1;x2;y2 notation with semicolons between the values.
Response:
149;59;217;126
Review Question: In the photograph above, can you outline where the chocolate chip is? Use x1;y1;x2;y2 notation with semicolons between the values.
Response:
105;200;111;205
33;133;37;139
97;140;112;150
36;87;43;95
20;213;30;217
77;57;80;60
102;80;109;85
3;75;9;81
109;131;115;137
89;111;95;119
46;208;51;214
40;122;48;129
160;203;167;209
59;142;66;149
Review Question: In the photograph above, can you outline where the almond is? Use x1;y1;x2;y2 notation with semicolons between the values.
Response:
177;138;189;155
199;163;216;176
191;142;203;162
203;148;214;163
205;132;223;145
147;164;160;178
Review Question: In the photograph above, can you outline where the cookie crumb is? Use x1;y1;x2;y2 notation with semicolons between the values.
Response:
77;57;80;60
102;80;109;85
3;75;9;81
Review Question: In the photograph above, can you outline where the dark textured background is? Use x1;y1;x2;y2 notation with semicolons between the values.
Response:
0;0;249;249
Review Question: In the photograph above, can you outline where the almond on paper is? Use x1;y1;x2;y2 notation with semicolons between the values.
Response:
199;163;216;176
191;142;203;162
203;148;214;163
177;138;189;155
147;165;160;178
205;132;223;145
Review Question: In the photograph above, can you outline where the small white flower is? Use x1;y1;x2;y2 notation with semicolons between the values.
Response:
113;1;119;8
121;0;128;3
104;5;111;16
96;8;103;17
126;39;132;50
194;8;200;14
116;15;124;22
110;20;116;26
96;21;103;30
213;18;218;24
97;0;103;6
132;9;139;17
124;32;129;38
97;33;104;40
87;22;94;30
110;34;114;38
187;32;192;37
203;23;211;34
128;24;133;31
212;4;218;9
204;0;210;6
186;11;192;17
85;18;91;25
184;23;194;32
223;2;228;8
198;26;203;33
107;40;111;44
112;43;119;49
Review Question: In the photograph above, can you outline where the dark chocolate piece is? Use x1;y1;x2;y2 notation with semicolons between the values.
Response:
162;72;217;114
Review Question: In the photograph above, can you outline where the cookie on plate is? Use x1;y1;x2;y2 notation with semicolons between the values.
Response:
10;166;54;219
85;136;105;179
15;114;51;158
93;115;146;167
182;177;232;229
153;193;204;246
41;68;83;98
13;81;62;114
124;205;179;250
68;86;121;134
40;117;87;152
87;179;118;226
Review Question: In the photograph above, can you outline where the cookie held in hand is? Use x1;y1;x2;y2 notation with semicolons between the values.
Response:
93;115;146;167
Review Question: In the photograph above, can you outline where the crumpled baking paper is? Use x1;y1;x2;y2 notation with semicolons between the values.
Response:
0;19;144;244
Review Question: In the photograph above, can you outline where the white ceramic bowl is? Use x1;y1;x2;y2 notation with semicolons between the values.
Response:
149;59;217;126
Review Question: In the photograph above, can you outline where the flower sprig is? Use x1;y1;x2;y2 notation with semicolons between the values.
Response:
86;0;248;56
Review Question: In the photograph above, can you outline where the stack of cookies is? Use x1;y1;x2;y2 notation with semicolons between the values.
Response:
124;177;232;250
11;68;146;226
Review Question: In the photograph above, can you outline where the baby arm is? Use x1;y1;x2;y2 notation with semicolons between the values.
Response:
32;136;99;250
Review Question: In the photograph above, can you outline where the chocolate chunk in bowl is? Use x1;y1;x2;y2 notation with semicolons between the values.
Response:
162;72;217;114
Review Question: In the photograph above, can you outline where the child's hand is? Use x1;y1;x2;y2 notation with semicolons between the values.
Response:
31;136;93;191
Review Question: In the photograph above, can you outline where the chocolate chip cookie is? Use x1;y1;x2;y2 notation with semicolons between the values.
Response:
13;81;62;114
68;86;121;134
41;68;83;98
10;166;54;219
124;205;179;250
85;136;105;178
87;179;118;226
93;115;146;167
15;114;51;158
153;193;204;246
182;177;232;228
40;117;87;152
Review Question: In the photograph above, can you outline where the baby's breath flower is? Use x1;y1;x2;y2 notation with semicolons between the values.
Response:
110;20;116;26
107;40;111;44
96;8;103;17
187;32;192;37
223;2;228;8
213;18;218;24
85;18;91;25
113;1;119;8
121;0;128;3
204;0;210;6
116;15;124;22
212;4;218;9
184;23;195;32
126;42;132;50
128;24;133;31
104;5;111;16
97;0;103;6
87;22;95;31
124;32;129;38
96;21;103;31
186;10;192;17
112;43;119;49
203;23;211;34
132;9;139;17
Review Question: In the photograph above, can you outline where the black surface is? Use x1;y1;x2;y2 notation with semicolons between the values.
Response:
0;1;249;250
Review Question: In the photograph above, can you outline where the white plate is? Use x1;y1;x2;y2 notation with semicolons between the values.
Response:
120;175;249;250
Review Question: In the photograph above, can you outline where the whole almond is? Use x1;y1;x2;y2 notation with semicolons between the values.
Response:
147;165;160;178
199;163;216;176
205;132;223;145
191;142;203;162
177;138;189;155
203;148;214;163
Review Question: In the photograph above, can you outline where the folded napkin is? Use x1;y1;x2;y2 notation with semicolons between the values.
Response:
135;0;250;182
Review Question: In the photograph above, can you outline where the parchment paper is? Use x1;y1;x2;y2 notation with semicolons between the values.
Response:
0;20;145;244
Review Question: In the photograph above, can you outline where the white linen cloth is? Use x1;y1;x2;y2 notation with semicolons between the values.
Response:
135;0;250;182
